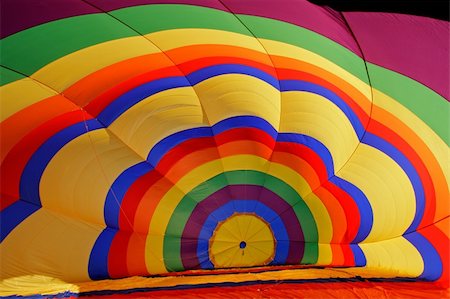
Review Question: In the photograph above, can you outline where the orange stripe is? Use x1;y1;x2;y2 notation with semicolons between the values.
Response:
329;244;346;266
435;217;450;239
0;95;77;163
126;232;148;276
218;140;272;160
64;53;177;107
270;151;320;190
162;147;221;183
314;187;348;244
133;176;174;234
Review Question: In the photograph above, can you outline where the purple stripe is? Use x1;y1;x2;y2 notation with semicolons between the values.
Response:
1;0;99;38
344;12;449;100
181;185;304;269
221;0;362;56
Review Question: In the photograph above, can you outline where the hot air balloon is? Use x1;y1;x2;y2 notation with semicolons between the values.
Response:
1;0;448;298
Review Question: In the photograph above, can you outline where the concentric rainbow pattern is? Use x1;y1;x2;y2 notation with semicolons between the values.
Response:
1;0;449;287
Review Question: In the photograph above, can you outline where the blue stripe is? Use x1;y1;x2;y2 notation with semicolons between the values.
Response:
350;244;366;266
19;119;103;206
363;133;425;233
404;232;442;281
187;64;279;89
330;176;373;243
277;133;334;177
104;162;153;229
88;227;117;280
280;80;365;139
0;201;39;242
197;200;289;269
97;76;191;126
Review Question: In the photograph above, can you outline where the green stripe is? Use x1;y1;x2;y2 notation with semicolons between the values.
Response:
368;63;449;144
0;14;136;75
0;67;24;86
163;170;319;272
110;4;249;36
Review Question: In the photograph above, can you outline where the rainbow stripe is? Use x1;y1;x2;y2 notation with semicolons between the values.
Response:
1;0;448;294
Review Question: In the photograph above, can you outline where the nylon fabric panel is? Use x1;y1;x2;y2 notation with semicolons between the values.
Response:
0;209;101;282
337;144;416;242
354;236;424;278
39;129;143;226
193;74;280;128
280;91;359;172
108;87;207;159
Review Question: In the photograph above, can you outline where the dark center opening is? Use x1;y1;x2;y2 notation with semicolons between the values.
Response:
239;241;247;249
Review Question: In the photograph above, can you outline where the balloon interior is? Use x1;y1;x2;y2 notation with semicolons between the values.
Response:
1;0;448;298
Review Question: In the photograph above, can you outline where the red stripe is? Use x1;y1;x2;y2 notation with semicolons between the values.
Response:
108;231;131;279
215;128;275;149
323;181;360;243
155;137;216;175
119;170;165;231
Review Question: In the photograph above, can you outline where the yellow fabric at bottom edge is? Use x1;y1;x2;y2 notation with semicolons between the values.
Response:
0;265;424;297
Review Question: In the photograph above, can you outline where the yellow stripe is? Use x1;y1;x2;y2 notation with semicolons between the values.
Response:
194;74;281;129
109;87;207;159
0;78;56;121
304;193;333;244
280;91;359;171
353;236;424;278
0;208;101;283
145;155;330;273
337;143;416;243
145;29;265;53
316;243;333;266
32;37;160;93
40;129;142;226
